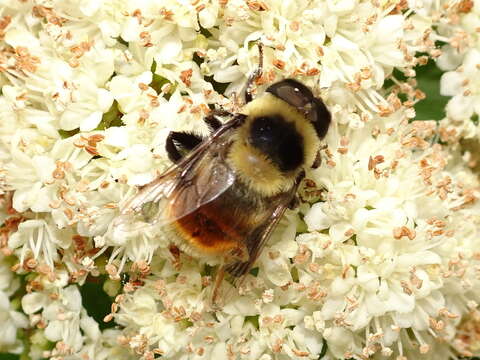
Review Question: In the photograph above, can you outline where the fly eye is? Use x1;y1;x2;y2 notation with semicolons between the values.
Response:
308;98;331;139
266;79;314;109
269;84;305;108
266;79;331;139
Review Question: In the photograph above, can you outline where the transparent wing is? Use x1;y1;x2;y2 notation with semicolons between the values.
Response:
212;186;297;306
111;120;240;239
225;196;293;282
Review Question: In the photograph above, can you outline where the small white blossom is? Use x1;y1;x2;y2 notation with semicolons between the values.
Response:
0;253;28;353
8;217;73;269
1;0;480;359
441;49;480;121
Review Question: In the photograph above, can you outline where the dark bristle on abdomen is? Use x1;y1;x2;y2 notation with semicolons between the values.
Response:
249;115;304;172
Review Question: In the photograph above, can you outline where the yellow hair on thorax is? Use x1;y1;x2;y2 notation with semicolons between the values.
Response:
227;93;321;197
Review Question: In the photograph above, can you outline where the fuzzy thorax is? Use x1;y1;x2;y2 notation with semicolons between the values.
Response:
227;93;321;197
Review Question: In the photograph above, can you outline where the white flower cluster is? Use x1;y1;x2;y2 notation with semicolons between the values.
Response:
436;0;480;142
0;249;28;354
0;0;479;359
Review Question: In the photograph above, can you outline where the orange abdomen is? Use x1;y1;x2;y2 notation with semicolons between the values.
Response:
170;199;250;256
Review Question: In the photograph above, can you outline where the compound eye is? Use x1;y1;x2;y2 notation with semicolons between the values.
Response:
308;98;331;139
266;79;314;109
266;79;331;139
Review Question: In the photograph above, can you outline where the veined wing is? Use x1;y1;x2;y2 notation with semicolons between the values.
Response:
111;117;243;239
212;185;297;306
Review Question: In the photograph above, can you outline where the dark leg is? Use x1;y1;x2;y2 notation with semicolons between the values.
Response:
204;109;228;132
245;43;264;103
296;170;306;184
311;145;328;169
204;115;222;132
311;151;322;169
289;170;305;209
288;195;300;210
204;109;236;132
165;131;203;163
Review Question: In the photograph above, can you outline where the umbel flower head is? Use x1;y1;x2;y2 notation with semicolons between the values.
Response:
0;1;479;360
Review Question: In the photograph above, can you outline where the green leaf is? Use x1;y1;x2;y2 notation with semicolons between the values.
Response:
318;338;328;359
249;267;259;276
204;75;229;94
0;354;20;360
96;101;123;130
414;60;450;121
245;315;259;329
58;128;80;139
80;276;115;330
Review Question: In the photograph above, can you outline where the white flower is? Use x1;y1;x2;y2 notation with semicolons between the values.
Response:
22;285;84;353
9;217;73;269
441;49;480;121
0;290;28;353
20;279;134;359
59;77;114;131
0;253;28;353
294;117;480;358
435;0;480;71
6;131;93;215
63;328;137;360
1;0;479;359
203;0;427;119
3;25;115;132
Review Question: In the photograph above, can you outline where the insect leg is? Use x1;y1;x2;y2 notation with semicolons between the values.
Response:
289;170;305;208
211;265;226;310
204;116;222;132
245;43;264;103
311;144;328;169
204;109;232;132
288;195;300;210
165;131;204;163
311;151;322;169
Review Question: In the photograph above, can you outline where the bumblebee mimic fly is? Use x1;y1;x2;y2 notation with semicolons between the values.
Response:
112;44;331;307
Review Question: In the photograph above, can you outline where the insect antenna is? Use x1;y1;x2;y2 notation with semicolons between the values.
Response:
245;42;264;103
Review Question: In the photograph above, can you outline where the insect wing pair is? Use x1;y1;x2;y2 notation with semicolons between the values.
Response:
111;115;296;304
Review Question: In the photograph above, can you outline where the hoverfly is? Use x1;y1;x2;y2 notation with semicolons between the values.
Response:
112;44;331;306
